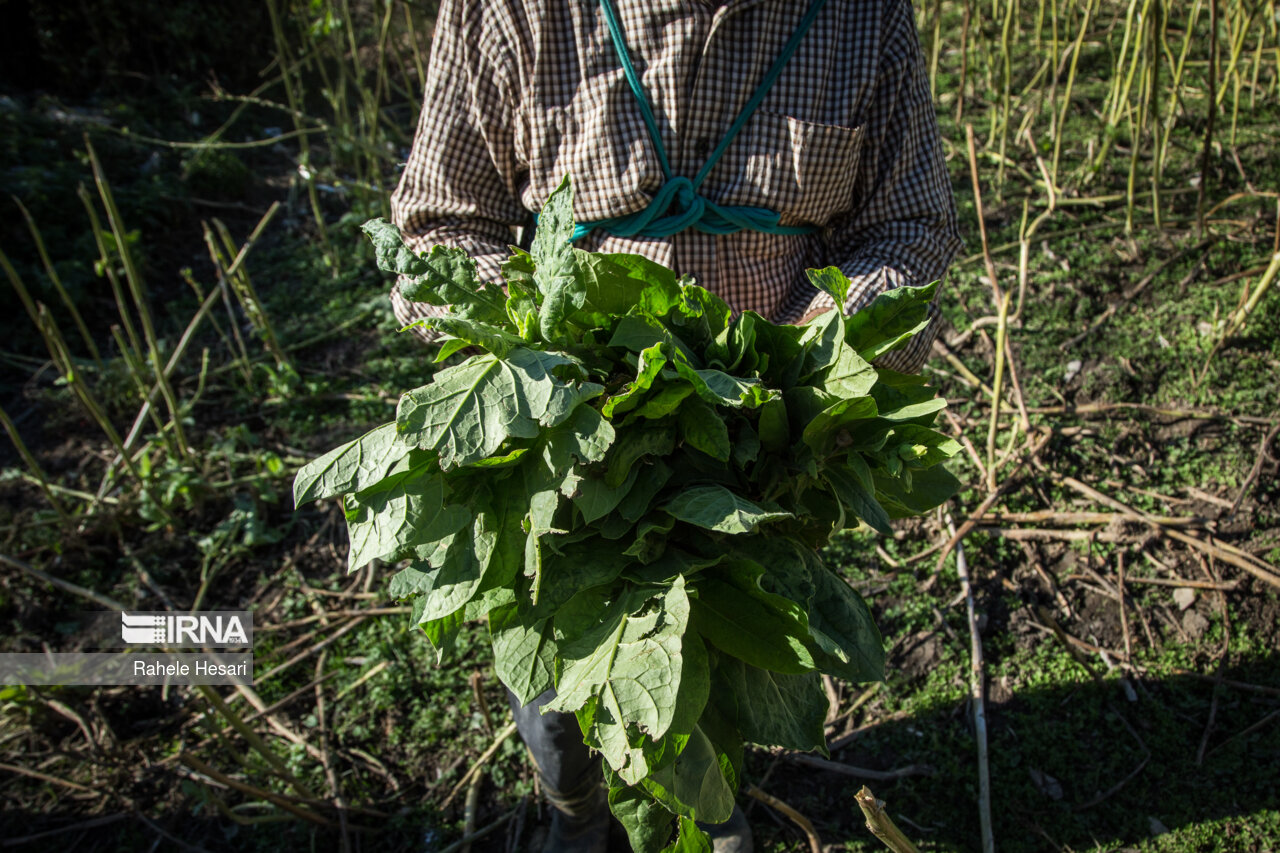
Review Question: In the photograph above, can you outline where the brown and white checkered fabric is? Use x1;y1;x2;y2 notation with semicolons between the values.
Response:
390;0;962;373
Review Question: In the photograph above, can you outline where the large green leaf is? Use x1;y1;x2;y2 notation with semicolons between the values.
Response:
469;483;528;600
489;603;557;706
413;530;486;622
411;316;523;358
611;314;700;364
573;467;637;525
574;251;684;328
547;578;697;778
602;344;668;418
605;421;677;488
662;485;791;534
885;423;963;468
800;396;880;457
713;658;828;752
616;460;673;523
532;177;584;342
820;344;878;400
419;609;463;664
845;280;939;361
823;455;893;535
665;281;733;353
362;221;507;325
797;307;845;380
805;564;886;683
531;537;634;618
677;397;731;462
609;784;676;853
396;349;602;469
360;218;427;276
343;460;469;570
663;817;712;853
293;422;402;507
642;722;735;824
672;361;774;409
805;266;852;306
873;463;962;517
635;383;696;421
501;249;540;338
690;560;816;674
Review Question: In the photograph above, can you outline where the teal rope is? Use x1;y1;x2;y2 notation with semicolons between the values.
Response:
691;0;830;191
573;0;829;241
597;1;673;180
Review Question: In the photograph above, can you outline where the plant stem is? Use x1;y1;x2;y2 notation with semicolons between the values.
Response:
855;786;921;852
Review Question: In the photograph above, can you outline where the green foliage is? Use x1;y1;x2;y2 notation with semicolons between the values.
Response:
293;177;960;848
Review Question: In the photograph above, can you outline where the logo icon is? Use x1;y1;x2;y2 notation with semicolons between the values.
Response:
120;613;249;647
121;612;166;644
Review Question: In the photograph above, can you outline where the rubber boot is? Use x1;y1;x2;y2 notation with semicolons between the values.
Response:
700;804;754;853
508;689;609;853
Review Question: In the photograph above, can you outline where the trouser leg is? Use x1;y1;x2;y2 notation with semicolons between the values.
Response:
508;688;608;853
507;688;752;852
507;688;602;809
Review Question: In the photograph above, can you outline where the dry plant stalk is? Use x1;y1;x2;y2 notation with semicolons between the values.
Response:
745;784;822;853
854;786;920;853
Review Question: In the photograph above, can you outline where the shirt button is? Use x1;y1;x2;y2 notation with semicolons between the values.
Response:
695;137;712;158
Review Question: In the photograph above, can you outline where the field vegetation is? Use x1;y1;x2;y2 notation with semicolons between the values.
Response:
0;0;1277;850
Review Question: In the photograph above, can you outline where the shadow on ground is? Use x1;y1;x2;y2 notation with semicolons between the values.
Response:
3;649;1277;852
745;649;1280;852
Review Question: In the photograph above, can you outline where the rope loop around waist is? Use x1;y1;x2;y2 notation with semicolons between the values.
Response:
565;0;829;241
571;176;816;241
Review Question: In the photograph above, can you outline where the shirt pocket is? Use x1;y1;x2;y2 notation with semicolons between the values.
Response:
715;110;866;228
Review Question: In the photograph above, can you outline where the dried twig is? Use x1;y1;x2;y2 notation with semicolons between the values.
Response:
1123;574;1239;591
1205;709;1280;760
255;616;368;685
824;683;881;730
0;553;126;611
822;675;842;724
1196;665;1226;767
980;510;1201;526
1073;756;1151;811
1117;551;1133;660
1057;477;1280;590
933;429;1055;577
471;671;495;735
986;291;1013;489
1228;420;1280;517
178;754;332;827
335;660;391;701
787;754;933;781
260;607;409;632
947;516;993;853
745;784;822;853
195;685;317;801
0;760;97;794
1025;402;1274;426
854;786;920;853
313;652;351;853
1170;669;1280;697
436;807;519;853
0;814;128;847
442;722;518;810
461;766;483;853
974;527;1133;543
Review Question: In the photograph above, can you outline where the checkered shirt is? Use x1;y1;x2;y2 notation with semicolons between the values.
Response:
390;0;962;372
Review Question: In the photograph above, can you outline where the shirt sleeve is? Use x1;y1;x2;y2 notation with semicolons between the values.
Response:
389;0;529;342
802;0;963;373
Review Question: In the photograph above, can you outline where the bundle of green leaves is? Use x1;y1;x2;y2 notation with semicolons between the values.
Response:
293;178;960;851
